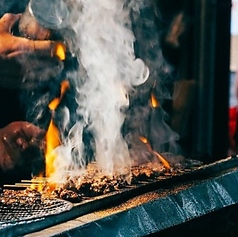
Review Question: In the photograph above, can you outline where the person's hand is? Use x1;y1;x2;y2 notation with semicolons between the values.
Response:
0;13;64;89
0;121;45;171
0;13;55;59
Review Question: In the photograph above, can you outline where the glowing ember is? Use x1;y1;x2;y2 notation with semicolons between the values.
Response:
139;136;171;170
153;152;171;171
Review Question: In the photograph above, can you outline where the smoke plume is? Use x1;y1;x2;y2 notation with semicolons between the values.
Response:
24;0;179;181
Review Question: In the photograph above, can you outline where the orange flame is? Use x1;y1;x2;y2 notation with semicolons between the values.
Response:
139;136;171;170
150;93;159;108
30;174;44;191
45;119;61;177
54;42;66;61
45;80;70;179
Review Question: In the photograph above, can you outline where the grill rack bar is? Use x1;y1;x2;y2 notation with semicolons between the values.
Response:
1;156;238;236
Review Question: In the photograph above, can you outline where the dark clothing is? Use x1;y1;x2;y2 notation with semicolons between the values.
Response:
0;0;29;128
0;0;34;185
0;0;29;16
0;88;25;128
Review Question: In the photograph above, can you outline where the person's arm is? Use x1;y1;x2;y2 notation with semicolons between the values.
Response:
0;13;55;58
0;13;64;89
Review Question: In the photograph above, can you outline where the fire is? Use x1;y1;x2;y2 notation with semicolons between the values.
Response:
45;119;61;177
139;136;171;170
31;40;67;191
48;80;70;110
45;80;70;179
54;42;66;61
32;44;68;191
150;93;160;108
29;175;44;192
150;82;160;108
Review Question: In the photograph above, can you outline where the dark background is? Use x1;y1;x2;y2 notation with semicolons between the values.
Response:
154;0;231;163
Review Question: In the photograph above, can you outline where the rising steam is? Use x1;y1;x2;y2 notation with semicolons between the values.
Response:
52;0;150;179
24;0;178;181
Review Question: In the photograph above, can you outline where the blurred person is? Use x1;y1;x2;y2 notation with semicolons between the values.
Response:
0;11;64;185
228;0;238;154
228;71;238;154
233;67;238;153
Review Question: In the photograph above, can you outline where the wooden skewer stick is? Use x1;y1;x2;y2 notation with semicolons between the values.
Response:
3;184;32;188
21;179;46;183
3;184;22;188
16;183;43;186
3;183;43;188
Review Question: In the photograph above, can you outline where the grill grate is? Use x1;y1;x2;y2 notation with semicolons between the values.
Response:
0;190;73;224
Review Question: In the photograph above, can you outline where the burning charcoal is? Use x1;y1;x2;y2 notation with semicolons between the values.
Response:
77;175;127;197
112;178;128;190
25;159;201;201
62;179;78;192
1;189;41;207
23;188;42;197
0;188;73;223
78;181;92;195
131;162;168;183
59;189;82;203
52;187;64;197
131;166;154;182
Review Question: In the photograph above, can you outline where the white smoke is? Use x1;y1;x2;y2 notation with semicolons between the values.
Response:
23;0;179;183
52;0;150;179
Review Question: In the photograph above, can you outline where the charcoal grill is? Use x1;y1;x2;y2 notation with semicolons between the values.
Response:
1;155;238;237
0;195;73;224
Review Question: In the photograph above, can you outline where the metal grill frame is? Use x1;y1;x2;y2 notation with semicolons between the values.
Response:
1;156;238;236
0;195;73;224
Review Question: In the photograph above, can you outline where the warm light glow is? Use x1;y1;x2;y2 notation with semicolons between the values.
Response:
30;175;44;192
48;98;61;111
139;136;171;171
45;80;70;179
150;93;159;108
45;119;61;177
139;136;148;144
54;42;66;61
60;80;70;97
154;151;171;170
48;80;70;110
